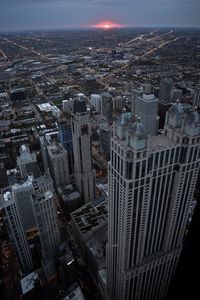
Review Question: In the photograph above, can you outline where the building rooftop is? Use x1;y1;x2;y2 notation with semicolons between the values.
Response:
62;286;85;300
74;99;87;113
71;201;107;234
150;134;177;152
20;272;39;295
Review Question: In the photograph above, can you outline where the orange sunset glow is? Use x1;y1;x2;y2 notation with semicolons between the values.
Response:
92;21;124;29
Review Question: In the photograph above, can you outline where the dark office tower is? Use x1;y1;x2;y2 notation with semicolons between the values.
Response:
193;87;200;108
159;79;173;103
106;104;200;300
71;99;96;203
58;119;74;175
101;92;113;121
0;162;8;188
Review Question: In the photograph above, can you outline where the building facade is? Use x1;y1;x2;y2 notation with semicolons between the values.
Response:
106;104;200;300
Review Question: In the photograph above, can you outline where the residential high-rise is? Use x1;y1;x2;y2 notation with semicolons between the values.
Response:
2;188;33;273
47;142;70;188
1;174;55;274
12;176;36;233
107;104;200;300
71;99;96;203
32;191;60;260
17;144;40;179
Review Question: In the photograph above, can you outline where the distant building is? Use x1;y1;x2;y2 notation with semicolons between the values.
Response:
134;93;159;136
91;94;101;113
57;185;81;219
47;142;70;188
171;88;183;102
99;125;112;160
52;106;61;118
159;78;173;103
101;92;113;121
62;99;74;114
58;119;74;175
10;88;26;102
0;162;8;188
17;145;40;179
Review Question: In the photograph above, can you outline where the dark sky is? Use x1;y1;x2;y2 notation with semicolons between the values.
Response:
0;0;200;32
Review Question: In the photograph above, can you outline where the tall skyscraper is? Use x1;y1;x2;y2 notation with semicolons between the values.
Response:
32;191;60;261
47;142;70;188
58;119;74;175
1;174;55;274
17;144;40;179
107;104;200;300
2;189;33;273
71;99;96;203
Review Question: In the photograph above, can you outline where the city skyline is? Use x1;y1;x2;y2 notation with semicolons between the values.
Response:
0;0;200;32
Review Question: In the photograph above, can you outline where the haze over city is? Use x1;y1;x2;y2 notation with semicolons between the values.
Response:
0;0;200;32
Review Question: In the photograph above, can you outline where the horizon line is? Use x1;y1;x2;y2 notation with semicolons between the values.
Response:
0;25;200;34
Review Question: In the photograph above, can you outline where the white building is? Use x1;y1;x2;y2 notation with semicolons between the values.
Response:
47;142;70;188
106;104;200;300
71;99;96;203
12;176;36;233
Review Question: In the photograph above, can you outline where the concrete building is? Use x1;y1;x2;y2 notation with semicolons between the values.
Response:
106;105;200;300
134;93;159;136
47;142;70;188
17;145;40;179
71;99;96;203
